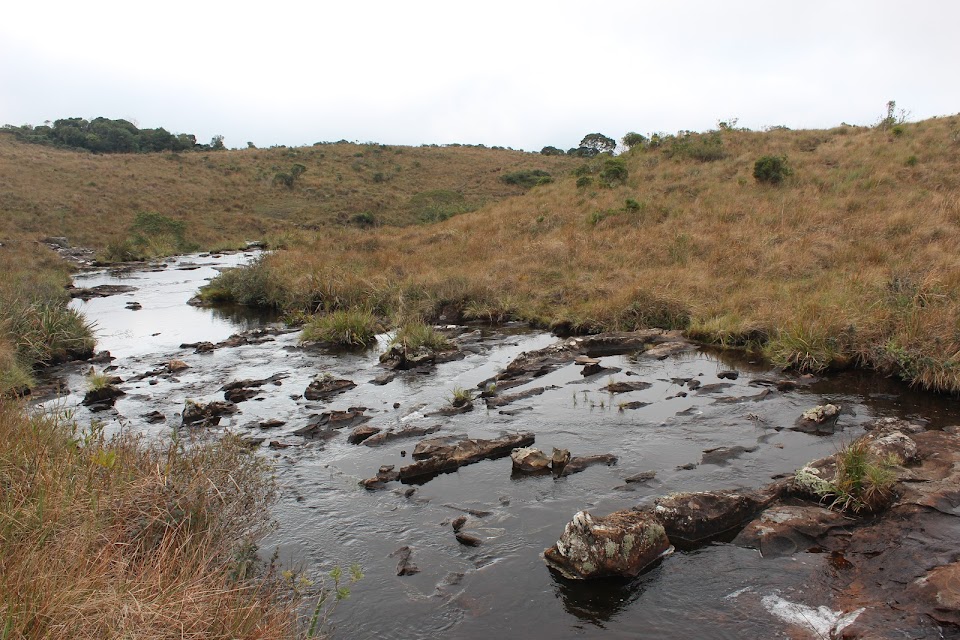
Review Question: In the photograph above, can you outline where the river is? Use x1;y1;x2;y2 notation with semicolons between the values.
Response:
49;251;958;639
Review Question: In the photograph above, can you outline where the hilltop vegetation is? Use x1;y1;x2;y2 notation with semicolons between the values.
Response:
3;117;213;154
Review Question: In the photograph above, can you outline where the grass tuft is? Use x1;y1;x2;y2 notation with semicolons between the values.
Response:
301;308;381;348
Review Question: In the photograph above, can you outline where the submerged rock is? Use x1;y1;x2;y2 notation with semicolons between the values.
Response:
543;510;671;579
390;546;420;576
348;425;382;444
363;424;441;447
733;504;849;557
360;465;400;490
559;454;618;477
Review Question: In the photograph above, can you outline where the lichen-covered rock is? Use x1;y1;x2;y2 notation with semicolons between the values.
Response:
866;431;918;464
802;404;840;423
511;447;551;473
733;504;849;557
793;404;842;435
653;490;777;548
543;510;671;579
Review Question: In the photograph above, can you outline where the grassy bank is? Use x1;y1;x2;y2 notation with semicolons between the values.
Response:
201;116;960;392
0;242;95;395
0;400;295;638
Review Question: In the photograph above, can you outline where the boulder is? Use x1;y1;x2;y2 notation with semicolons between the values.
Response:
551;447;571;471
390;546;420;576
360;465;400;490
511;447;551;473
653;490;778;548
455;532;483;547
543;510;671;579
362;424;441;447
82;385;124;407
866;431;918;464
793;404;842;435
559;454;618;477
605;381;652;394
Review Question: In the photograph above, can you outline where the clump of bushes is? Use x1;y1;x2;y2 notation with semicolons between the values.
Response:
500;169;553;188
666;132;726;162
301;308;381;348
409;190;477;223
273;163;307;189
753;155;792;185
101;211;199;262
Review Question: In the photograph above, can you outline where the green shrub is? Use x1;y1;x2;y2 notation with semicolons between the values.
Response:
599;158;628;187
500;169;553;189
904;155;918;167
667;132;726;162
753;155;792;185
576;176;593;189
350;212;376;227
409;190;476;223
621;132;647;150
301;309;380;348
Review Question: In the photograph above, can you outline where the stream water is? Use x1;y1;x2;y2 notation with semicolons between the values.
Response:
48;252;959;639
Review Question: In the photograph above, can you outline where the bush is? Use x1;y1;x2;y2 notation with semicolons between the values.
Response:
753;155;792;185
500;169;553;189
667;132;726;162
350;212;376;227
599;158;628;187
621;132;647;150
540;146;564;156
301;308;380;348
409;190;476;223
127;211;198;257
576;175;593;189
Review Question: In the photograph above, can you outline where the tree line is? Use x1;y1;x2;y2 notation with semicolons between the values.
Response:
1;117;225;153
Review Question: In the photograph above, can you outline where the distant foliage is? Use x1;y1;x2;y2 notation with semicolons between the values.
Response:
599;158;628;187
621;132;647;150
876;100;909;130
273;163;307;189
500;169;553;188
409;190;476;223
571;133;616;157
666;131;726;162
540;146;565;156
753;155;792;185
1;117;206;153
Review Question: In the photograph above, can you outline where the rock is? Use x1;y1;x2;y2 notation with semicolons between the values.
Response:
412;436;467;460
259;419;285;430
182;399;238;426
82;385;124;407
443;505;492;517
194;341;215;354
142;410;165;424
653;490;778;548
605;381;652;394
559;454;618;477
221;373;287;392
695;382;734;394
625;470;656;484
511;447;552;473
91;351;113;363
717;370;740;380
224;387;259;403
543;510;671;579
451;516;467;532
687;379;702;391
732;504;850;557
304;376;356;401
455;532;482;547
363;424;441;446
399;432;536;483
642;341;696;359
864;416;925;434
484;386;557;409
551;447;571;471
390;546;420;576
618;401;649;411
700;445;758;466
574;355;600;365
293;409;370;438
348;425;382;445
125;302;142;311
866;431;918;464
167;359;189;372
793;404;842;435
360;465;400;490
69;284;138;301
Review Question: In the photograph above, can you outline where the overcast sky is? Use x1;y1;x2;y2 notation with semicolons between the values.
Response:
2;1;957;151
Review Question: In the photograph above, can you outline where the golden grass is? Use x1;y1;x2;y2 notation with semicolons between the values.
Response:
0;132;576;254
204;116;960;391
0;400;295;639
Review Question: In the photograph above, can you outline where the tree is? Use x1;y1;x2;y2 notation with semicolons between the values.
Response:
621;132;647;150
576;133;616;157
540;145;564;156
210;135;226;151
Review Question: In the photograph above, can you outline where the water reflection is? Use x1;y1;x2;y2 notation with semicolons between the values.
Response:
209;303;282;329
550;564;657;626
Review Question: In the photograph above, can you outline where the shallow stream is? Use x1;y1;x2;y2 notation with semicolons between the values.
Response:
48;252;959;639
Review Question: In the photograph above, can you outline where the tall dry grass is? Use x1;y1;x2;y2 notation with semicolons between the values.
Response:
204;116;960;391
0;400;295;639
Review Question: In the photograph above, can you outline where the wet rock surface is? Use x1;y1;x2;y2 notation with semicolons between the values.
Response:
398;432;536;483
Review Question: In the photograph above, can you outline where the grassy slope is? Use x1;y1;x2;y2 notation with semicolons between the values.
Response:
208;117;960;391
0;133;577;252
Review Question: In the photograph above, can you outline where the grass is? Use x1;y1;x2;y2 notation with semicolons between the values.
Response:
448;386;474;408
0;400;297;638
301;308;380;348
389;320;452;352
85;368;111;391
794;440;899;513
191;116;960;392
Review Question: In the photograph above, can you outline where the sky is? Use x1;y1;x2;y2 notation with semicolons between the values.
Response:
1;1;958;152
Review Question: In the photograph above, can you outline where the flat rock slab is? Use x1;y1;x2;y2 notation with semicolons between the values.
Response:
399;432;536;483
70;284;138;300
653;489;778;548
304;377;356;401
605;381;652;394
362;424;441;447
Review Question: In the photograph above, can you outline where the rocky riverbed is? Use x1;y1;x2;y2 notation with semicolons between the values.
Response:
37;251;960;639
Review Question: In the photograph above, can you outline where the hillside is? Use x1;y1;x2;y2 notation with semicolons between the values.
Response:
202;116;960;392
0;133;577;255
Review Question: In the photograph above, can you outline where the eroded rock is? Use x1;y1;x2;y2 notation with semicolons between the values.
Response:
653;490;778;548
511;447;551;473
304;376;356;401
543;510;671;579
182;399;238;426
399;432;535;483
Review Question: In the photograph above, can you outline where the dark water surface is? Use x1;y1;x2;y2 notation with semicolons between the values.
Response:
51;253;959;639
